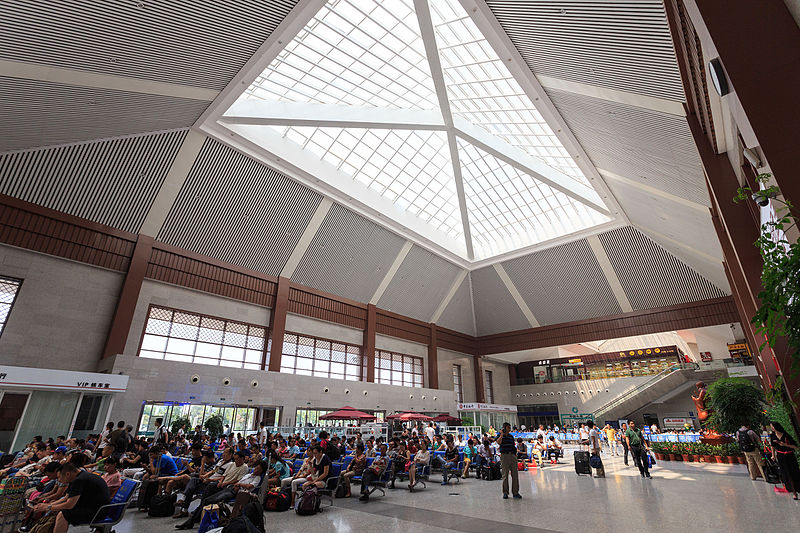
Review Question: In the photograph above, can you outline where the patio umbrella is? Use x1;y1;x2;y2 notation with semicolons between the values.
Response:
431;414;462;424
386;411;433;421
319;406;376;421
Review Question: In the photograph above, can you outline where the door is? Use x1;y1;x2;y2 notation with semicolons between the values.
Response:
0;392;29;452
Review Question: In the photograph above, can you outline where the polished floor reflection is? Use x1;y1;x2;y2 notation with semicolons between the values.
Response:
119;448;799;533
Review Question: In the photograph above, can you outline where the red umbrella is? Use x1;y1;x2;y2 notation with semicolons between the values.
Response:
386;411;433;421
319;406;377;421
431;414;462;424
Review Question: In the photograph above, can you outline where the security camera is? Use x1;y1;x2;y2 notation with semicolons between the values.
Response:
362;390;368;396
250;380;258;388
344;389;350;395
323;387;329;393
421;395;426;400
222;377;231;386
190;375;200;384
433;396;437;401
409;394;414;399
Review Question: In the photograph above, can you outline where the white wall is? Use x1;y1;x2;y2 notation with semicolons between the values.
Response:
483;359;511;405
436;349;477;403
285;313;361;345
101;354;455;429
0;245;123;371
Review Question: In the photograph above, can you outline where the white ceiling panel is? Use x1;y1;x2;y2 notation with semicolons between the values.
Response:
470;267;531;335
0;129;187;233
377;245;462;322
0;77;208;151
1;0;298;90
501;238;622;325
292;203;407;303
436;274;476;336
159;138;322;277
485;0;685;101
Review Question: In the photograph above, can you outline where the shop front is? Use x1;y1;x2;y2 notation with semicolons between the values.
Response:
457;402;518;430
0;365;129;452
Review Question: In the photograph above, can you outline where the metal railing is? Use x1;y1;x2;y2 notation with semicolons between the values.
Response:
592;362;698;420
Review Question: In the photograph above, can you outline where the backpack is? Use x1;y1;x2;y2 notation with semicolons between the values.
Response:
737;430;756;452
334;478;349;498
148;493;176;517
295;485;322;515
264;488;292;512
517;462;527;471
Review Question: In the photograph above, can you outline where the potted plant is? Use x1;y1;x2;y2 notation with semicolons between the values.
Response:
698;443;714;463
669;444;683;461
651;443;666;461
710;444;725;463
204;414;225;440
705;378;767;449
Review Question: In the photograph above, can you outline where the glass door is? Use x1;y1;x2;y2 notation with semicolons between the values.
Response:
0;392;29;452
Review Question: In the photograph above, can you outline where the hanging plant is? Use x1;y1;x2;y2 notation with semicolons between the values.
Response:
735;173;800;393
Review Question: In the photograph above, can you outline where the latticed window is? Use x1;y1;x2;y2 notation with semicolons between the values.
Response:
139;306;267;369
453;364;463;403
484;370;494;404
375;350;424;388
280;332;364;381
0;276;22;338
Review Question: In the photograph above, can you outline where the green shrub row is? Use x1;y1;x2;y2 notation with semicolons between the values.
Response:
650;441;744;456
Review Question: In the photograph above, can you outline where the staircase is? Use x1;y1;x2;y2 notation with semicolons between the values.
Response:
593;363;718;423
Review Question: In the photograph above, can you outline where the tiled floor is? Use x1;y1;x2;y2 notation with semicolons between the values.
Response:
116;448;800;533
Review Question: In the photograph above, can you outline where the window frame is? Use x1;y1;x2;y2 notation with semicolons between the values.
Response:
484;369;494;404
0;275;23;339
279;331;365;381
452;364;463;403
136;305;269;370
374;349;424;388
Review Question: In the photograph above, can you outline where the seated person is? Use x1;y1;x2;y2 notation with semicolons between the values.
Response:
408;445;430;490
33;462;110;533
267;451;291;488
340;444;366;497
462;439;477;478
326;436;342;462
365;440;376;458
476;439;494;468
440;441;459;485
173;447;232;517
388;441;410;489
547;436;563;463
301;446;331;494
175;452;252;530
101;458;121;497
286;438;301;460
532;436;546;465
516;438;528;461
159;444;204;495
281;456;313;505
359;444;387;502
122;440;149;478
229;460;269;519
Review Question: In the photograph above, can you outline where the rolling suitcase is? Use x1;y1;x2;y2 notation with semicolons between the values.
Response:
574;450;591;476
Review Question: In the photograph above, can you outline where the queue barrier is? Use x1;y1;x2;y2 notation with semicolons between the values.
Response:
511;431;702;442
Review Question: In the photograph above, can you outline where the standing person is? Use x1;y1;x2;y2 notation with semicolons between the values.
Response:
619;423;630;466
769;422;800;499
578;424;590;450
424;423;435;442
603;424;618;456
735;424;766;481
153;418;169;445
587;421;605;478
624;421;651;479
497;423;521;500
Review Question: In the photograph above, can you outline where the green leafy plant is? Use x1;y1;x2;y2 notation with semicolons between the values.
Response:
204;414;225;439
706;378;767;434
734;173;799;389
170;416;191;436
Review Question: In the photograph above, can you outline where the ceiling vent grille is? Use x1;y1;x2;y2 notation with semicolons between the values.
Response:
597;226;725;310
377;246;462;322
0;0;298;90
501;238;622;325
485;0;685;101
158;138;322;277
0;77;208;151
470;267;532;336
291;203;406;303
0;129;187;233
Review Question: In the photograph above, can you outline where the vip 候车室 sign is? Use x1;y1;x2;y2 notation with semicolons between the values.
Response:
0;365;129;392
457;403;518;413
663;417;693;428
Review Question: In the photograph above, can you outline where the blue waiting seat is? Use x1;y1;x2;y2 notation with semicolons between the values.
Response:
85;478;140;533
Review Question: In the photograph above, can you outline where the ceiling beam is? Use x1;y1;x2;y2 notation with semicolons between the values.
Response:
139;129;207;237
586;234;633;313
0;59;218;101
415;0;474;259
280;198;333;278
492;263;540;327
221;100;446;130
430;269;468;323
536;75;686;116
370;241;414;305
597;167;709;213
454;118;609;216
461;0;627;223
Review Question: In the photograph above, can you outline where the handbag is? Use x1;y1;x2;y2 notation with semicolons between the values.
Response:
29;513;57;533
648;452;657;467
198;504;221;533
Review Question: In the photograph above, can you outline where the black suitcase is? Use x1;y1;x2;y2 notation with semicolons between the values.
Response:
137;478;158;510
574;451;591;476
148;493;176;517
490;462;502;480
764;456;781;484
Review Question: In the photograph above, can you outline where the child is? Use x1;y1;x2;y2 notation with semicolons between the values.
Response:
102;458;122;497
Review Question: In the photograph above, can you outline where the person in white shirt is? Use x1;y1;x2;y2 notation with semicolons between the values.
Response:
520;424;527;432
536;425;547;439
587;421;604;478
258;422;268;446
553;424;559;433
424;423;435;442
546;436;563;463
650;424;659;434
579;425;590;450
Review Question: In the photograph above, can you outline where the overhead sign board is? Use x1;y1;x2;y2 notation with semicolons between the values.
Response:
663;417;693;429
0;365;129;392
457;403;518;412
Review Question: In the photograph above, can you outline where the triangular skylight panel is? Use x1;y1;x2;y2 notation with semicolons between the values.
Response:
220;0;616;263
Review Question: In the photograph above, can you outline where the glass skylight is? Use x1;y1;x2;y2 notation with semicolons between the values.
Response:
458;139;610;258
244;0;438;110
222;0;615;262
429;0;590;187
